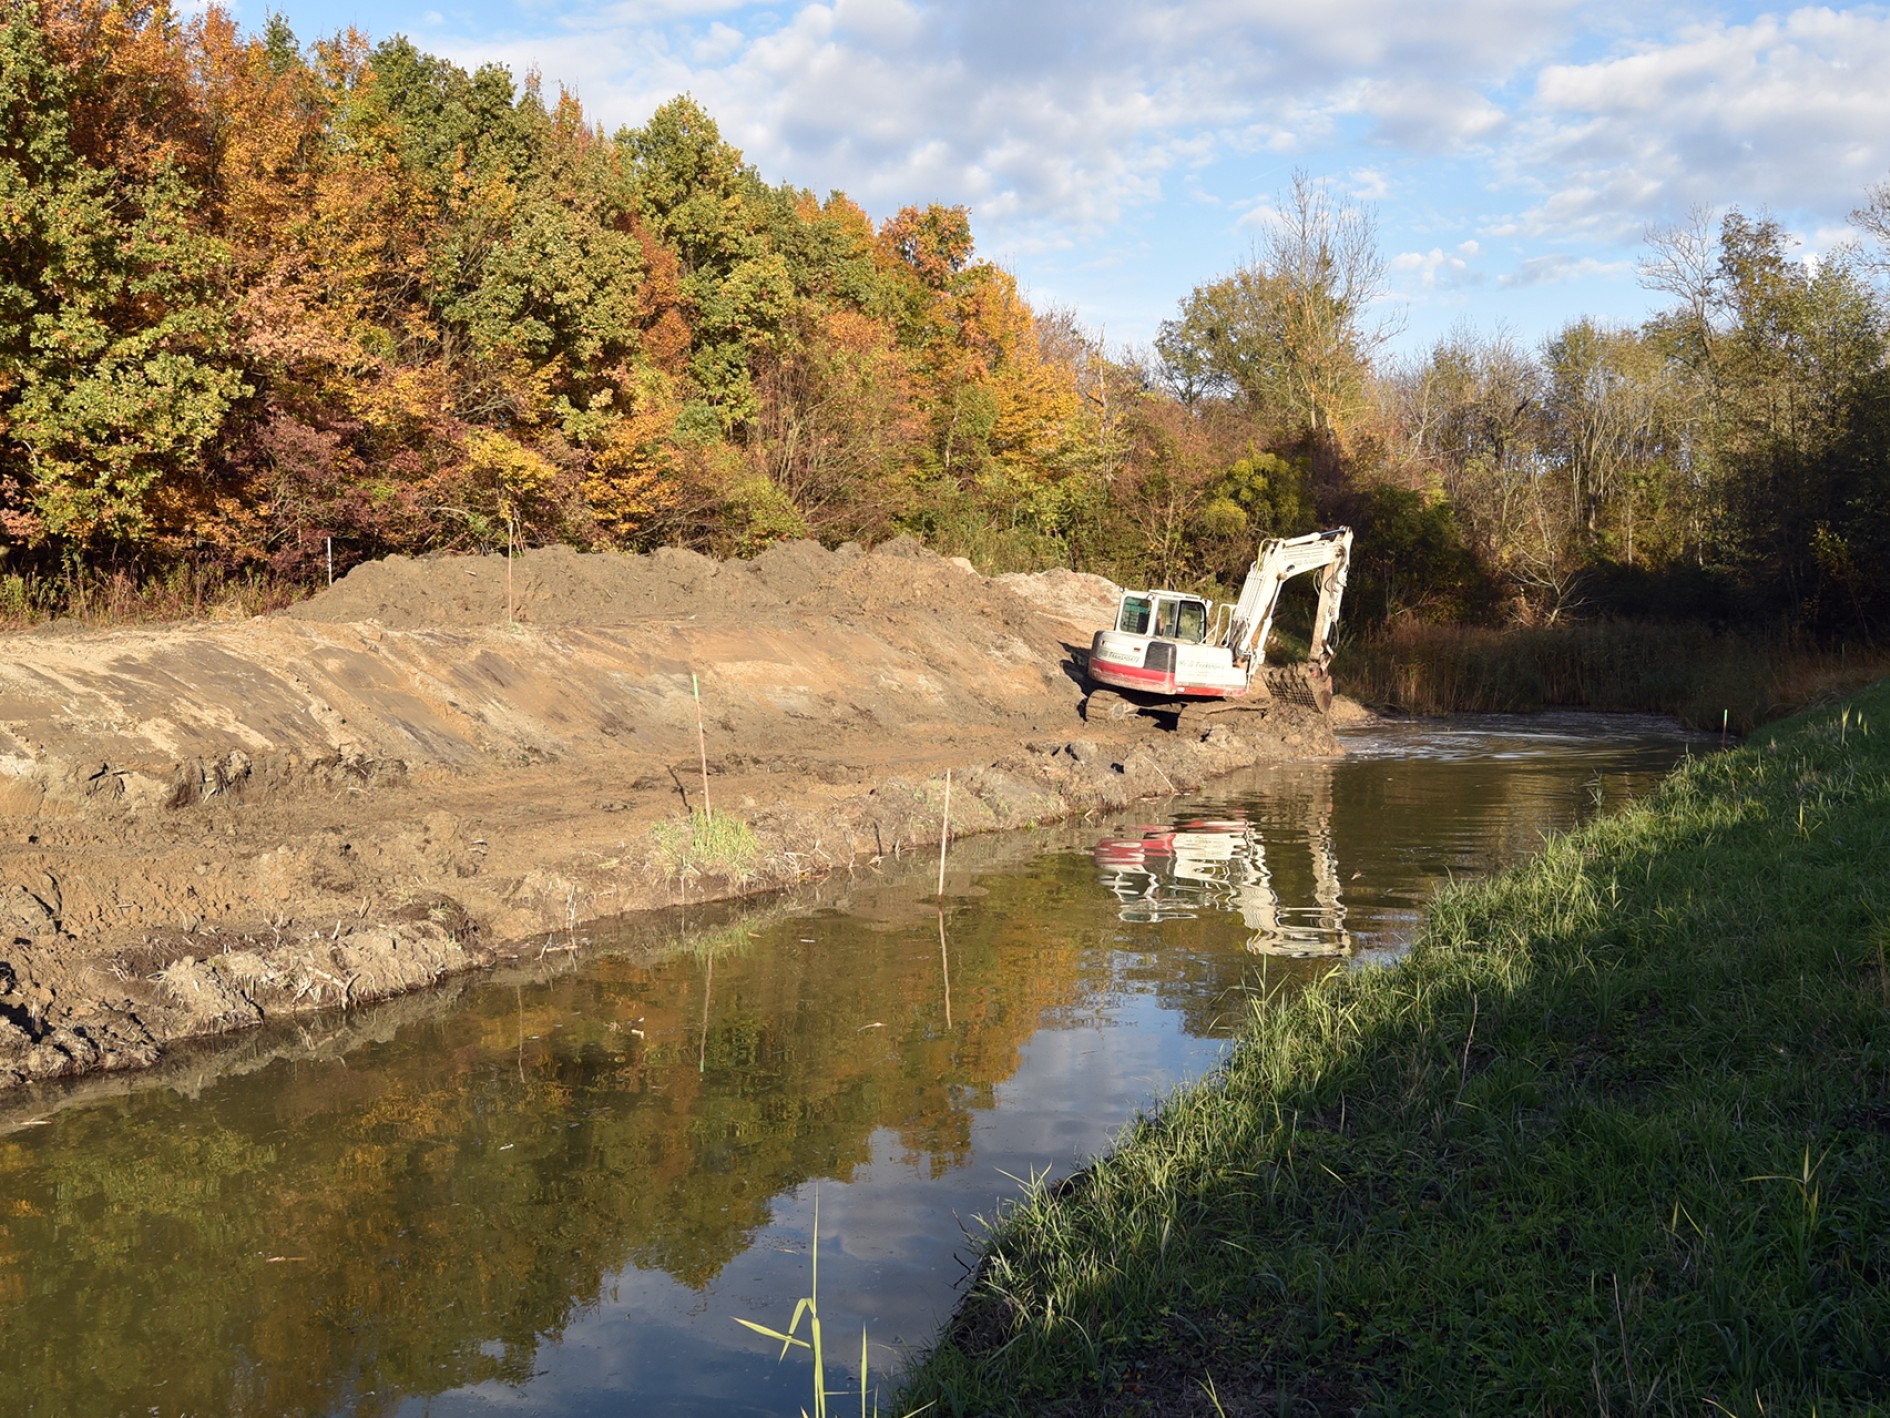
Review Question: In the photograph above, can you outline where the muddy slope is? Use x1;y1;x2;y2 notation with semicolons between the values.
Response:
0;540;1336;1093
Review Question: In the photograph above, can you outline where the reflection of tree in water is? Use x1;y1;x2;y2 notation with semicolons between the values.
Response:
0;732;1687;1417
0;869;1099;1418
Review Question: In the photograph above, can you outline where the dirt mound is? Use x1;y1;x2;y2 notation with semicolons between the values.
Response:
995;568;1122;639
284;542;724;627
286;537;1029;634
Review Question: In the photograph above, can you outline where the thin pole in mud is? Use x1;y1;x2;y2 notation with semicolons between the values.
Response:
505;513;516;626
693;673;712;822
326;536;333;586
937;769;952;899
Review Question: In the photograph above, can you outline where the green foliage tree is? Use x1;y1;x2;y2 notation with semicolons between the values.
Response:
0;1;245;552
621;97;791;437
1156;172;1394;448
1641;207;1888;631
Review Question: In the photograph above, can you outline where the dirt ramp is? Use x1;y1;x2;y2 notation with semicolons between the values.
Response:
1;540;1092;811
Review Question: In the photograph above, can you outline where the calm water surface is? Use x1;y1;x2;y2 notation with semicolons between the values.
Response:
0;714;1707;1417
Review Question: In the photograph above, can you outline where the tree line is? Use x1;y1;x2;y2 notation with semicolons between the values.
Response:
3;0;1886;640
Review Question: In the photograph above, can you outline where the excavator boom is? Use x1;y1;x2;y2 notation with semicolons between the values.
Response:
1226;527;1353;684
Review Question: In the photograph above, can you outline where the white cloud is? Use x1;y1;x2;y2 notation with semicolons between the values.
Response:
1391;245;1478;291
1511;7;1890;236
1349;168;1391;201
398;0;1890;348
832;0;924;47
692;21;746;62
1498;253;1636;288
1353;78;1510;150
422;0;1600;245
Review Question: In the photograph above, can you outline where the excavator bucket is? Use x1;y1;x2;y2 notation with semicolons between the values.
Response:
1263;664;1334;713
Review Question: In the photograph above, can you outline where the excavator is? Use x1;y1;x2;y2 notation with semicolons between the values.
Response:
1084;527;1353;725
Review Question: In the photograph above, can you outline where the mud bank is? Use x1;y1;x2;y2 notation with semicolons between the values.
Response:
0;539;1341;1093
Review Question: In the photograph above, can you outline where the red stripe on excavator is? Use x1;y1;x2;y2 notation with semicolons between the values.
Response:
1089;657;1232;699
1089;657;1174;692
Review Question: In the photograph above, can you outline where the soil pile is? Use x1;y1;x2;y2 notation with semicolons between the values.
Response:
0;540;1339;1095
288;537;1058;643
993;567;1122;639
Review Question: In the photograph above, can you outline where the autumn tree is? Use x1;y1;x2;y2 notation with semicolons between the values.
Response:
0;0;245;555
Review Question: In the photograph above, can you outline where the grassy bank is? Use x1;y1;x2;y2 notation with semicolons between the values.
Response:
1341;621;1890;733
899;680;1890;1415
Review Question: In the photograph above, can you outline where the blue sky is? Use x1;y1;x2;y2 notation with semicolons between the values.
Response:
214;0;1890;360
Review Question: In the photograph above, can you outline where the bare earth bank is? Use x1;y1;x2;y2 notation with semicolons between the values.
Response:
0;539;1341;1092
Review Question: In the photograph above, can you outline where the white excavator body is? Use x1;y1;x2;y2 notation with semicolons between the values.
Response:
1086;527;1353;715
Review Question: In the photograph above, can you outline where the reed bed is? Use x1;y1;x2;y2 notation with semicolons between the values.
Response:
0;563;303;628
1341;621;1890;733
898;679;1890;1415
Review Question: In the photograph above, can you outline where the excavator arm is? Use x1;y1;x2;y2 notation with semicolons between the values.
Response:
1224;527;1353;685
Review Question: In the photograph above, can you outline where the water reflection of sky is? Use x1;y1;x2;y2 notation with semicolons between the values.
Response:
0;714;1711;1418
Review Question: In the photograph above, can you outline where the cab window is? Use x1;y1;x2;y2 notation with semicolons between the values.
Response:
1175;599;1208;643
1117;596;1152;635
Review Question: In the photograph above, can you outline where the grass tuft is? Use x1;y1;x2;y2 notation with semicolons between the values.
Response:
899;676;1890;1415
649;810;760;885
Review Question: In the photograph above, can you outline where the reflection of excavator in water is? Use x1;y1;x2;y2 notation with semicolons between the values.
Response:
1091;795;1350;956
1084;527;1353;725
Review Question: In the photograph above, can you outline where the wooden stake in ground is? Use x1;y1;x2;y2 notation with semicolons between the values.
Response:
693;672;712;822
505;513;516;626
937;769;952;899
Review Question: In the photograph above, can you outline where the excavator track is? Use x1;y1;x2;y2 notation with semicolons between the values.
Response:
1082;688;1142;723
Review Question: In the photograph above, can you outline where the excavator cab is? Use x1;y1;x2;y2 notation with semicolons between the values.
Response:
1118;595;1209;643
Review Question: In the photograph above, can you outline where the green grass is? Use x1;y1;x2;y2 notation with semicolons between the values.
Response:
1341;621;1890;733
649;809;761;886
897;679;1890;1416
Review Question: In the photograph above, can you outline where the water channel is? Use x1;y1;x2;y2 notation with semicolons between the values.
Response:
0;714;1709;1417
